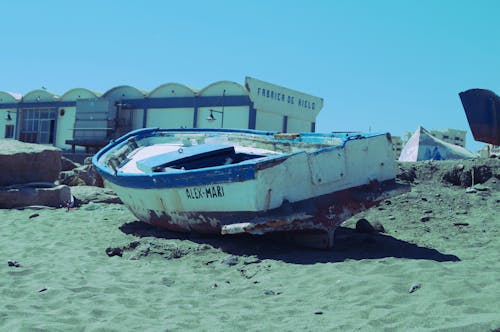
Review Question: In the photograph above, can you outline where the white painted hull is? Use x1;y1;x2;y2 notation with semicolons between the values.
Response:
94;128;408;247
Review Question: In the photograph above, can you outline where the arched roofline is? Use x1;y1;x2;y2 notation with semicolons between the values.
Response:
0;91;22;102
198;81;248;96
61;88;101;100
148;82;197;97
102;85;147;98
23;89;59;101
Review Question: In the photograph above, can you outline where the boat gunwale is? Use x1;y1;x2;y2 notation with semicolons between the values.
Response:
92;127;386;189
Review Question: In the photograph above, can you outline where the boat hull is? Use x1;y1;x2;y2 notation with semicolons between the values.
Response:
94;128;409;248
105;178;406;248
459;89;500;145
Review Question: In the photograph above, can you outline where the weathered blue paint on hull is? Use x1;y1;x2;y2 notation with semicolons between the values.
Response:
93;128;408;248
142;179;403;233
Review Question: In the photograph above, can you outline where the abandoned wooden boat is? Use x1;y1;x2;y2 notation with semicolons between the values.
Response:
459;88;500;146
92;128;408;248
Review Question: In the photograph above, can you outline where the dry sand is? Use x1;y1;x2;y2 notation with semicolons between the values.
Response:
1;159;499;331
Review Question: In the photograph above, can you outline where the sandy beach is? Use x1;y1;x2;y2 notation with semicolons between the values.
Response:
1;159;499;331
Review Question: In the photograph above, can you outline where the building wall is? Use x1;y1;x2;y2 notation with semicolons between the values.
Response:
287;117;311;133
131;109;144;130
1;109;17;139
245;77;323;125
430;128;466;147
147;108;194;128
58;88;101;150
391;135;403;159
255;111;283;131
0;92;19;139
0;78;323;150
197;106;249;129
55;107;76;148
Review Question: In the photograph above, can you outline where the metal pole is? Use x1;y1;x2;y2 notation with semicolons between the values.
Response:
221;89;225;128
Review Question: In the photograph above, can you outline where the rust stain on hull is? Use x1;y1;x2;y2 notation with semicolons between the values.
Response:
141;180;409;248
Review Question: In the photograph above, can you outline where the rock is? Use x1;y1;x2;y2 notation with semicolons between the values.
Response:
70;186;121;204
7;260;21;267
125;241;141;250
167;247;186;259
84;156;93;165
420;216;431;222
472;165;493;184
60;165;103;187
371;221;385;233
355;218;384;233
0;184;71;209
74;165;104;187
397;166;417;183
408;283;421;293
59;170;85;186
61;156;80;171
442;166;471;187
465;187;477;194
105;247;123;257
221;256;239;266
161;277;175;287
0;140;61;186
473;185;489;191
243;258;262;265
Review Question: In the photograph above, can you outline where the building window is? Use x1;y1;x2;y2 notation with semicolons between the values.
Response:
19;108;56;144
4;124;14;138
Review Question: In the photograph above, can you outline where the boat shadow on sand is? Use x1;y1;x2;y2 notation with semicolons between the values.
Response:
119;221;460;264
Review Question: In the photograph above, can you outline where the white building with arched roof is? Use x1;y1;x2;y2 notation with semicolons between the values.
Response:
16;89;60;144
59;88;101;149
197;81;249;129
147;83;197;129
0;77;323;152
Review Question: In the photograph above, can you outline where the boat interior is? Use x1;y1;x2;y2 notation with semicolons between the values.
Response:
100;130;347;175
136;144;266;173
103;136;275;174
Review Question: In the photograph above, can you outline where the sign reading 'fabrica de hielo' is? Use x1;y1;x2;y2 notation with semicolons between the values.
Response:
245;76;323;120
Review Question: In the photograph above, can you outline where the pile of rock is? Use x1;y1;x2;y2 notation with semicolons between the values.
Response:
397;158;500;187
59;156;104;187
0;140;71;208
58;156;122;204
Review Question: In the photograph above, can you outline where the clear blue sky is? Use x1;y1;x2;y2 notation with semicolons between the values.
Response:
2;0;499;151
